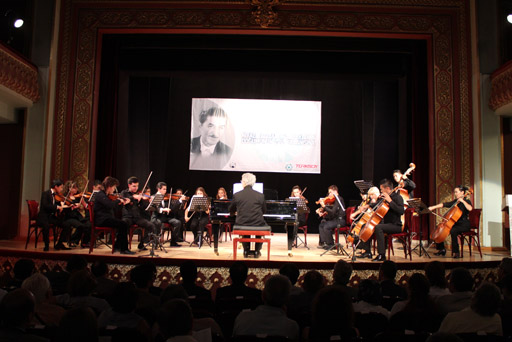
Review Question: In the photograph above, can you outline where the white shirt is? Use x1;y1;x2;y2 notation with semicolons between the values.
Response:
200;139;216;156
439;307;503;336
233;305;299;341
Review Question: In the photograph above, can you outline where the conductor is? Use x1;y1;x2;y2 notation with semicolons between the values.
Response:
229;173;267;258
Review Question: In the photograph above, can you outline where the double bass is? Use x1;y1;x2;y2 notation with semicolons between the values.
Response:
430;188;473;243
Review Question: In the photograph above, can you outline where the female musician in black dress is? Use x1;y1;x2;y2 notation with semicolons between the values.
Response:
185;187;210;247
428;185;472;258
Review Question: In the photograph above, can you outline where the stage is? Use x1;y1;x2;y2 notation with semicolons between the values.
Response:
0;232;505;293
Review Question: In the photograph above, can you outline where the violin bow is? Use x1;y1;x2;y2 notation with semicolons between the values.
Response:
80;180;89;208
139;171;153;197
167;187;172;210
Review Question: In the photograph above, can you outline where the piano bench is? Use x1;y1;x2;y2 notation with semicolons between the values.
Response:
233;229;272;261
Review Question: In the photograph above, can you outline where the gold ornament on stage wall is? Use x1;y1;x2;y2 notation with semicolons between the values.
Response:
250;0;283;28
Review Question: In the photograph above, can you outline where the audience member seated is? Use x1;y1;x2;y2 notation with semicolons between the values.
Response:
287;270;325;330
21;273;65;327
56;307;98;342
379;260;407;311
436;267;474;317
426;332;463;342
55;269;110;315
498;274;512;338
215;261;262;306
307;286;357;341
331;260;357;300
160;284;223;340
496;257;512;290
353;279;389;319
425;261;449;299
98;282;151;340
158;299;198;342
130;263;161;325
0;288;49;342
91;260;116;299
46;255;88;296
179;261;214;317
439;282;503;336
233;275;299;341
390;273;442;333
280;263;303;296
6;259;35;291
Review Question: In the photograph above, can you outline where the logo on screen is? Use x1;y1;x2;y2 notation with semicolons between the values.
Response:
230;161;237;168
285;164;293;171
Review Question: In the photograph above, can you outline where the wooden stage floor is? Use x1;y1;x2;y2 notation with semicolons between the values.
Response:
0;232;507;269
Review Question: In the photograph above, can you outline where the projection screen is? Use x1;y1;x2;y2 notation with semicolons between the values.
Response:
189;98;321;174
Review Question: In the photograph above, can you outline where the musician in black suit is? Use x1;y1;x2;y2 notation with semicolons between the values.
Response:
359;179;405;262
61;181;91;247
151;181;183;247
317;185;346;250
229;173;267;258
36;179;70;251
120;176;157;251
93;176;134;254
190;107;232;169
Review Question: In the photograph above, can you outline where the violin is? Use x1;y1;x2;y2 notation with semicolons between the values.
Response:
430;188;473;243
315;194;335;205
163;193;189;201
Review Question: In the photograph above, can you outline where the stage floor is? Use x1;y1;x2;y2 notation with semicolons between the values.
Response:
1;232;507;269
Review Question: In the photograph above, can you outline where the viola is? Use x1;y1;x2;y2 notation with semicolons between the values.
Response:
430;189;473;243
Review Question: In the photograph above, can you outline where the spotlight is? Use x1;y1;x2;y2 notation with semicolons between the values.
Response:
13;18;23;28
508;14;512;24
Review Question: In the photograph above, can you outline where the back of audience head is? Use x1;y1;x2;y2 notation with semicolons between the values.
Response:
263;274;291;308
68;269;97;297
279;263;300;286
130;262;156;289
158;299;193;339
13;258;35;282
333;260;352;286
471;282;501;317
406;273;430;306
21;272;51;305
66;255;88;273
0;288;35;329
312;286;354;337
160;284;188;305
426;332;463;342
449;267;474;293
379;260;398;281
57;307;98;342
357;279;382;305
425;261;447;289
502;274;512;300
109;282;138;313
302;270;325;295
499;257;512;281
229;261;249;285
91;260;109;278
180;260;198;284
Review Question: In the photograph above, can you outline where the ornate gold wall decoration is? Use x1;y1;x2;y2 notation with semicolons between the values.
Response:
0;43;39;103
490;61;512;112
250;0;283;28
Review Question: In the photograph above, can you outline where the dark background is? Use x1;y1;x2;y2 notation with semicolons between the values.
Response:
95;33;429;232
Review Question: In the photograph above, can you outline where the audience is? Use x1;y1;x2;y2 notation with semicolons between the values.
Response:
91;260;116;299
353;279;389;318
158;299;197;342
0;288;49;341
21;273;65;327
179;261;214;316
6;259;35;290
436;267;474;316
331;260;357;300
497;257;512;289
233;274;299;341
439;282;503;336
390;273;442;333
499;274;512;337
379;260;407;310
215;261;262;304
287;270;325;330
46;255;88;296
280;263;303;296
308;285;356;341
56;307;98;342
129;263;160;325
425;261;449;299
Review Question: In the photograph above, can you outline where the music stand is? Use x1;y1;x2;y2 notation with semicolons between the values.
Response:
407;198;431;258
146;193;164;211
354;180;374;195
288;197;310;250
139;193;168;257
188;196;211;248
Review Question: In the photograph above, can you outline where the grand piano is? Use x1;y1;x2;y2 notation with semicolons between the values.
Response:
209;199;298;252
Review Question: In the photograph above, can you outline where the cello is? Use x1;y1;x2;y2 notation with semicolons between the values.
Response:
430;188;473;243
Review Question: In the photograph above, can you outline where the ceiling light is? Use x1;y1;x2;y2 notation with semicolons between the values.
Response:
13;18;23;28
